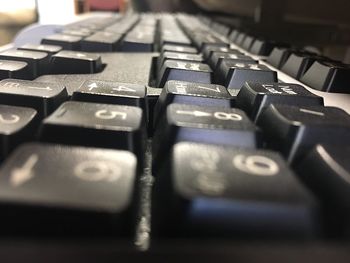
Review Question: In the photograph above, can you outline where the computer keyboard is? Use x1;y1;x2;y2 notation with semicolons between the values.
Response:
0;12;350;262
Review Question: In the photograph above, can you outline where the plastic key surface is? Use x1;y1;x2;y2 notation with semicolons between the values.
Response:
0;143;137;235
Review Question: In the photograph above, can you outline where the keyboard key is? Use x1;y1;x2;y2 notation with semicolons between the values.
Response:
18;44;62;56
41;34;82;50
161;44;197;54
0;143;137;235
0;49;49;78
0;79;68;117
158;52;203;70
121;30;155;52
257;105;350;163
300;61;350;93
296;144;350;237
153;80;233;127
80;31;123;52
40;101;146;155
153;104;260;162
72;80;146;110
50;51;102;74
152;142;318;238
157;60;212;88
297;144;350;207
241;35;255;51
192;33;229;51
217;60;277;89
250;39;281;56
236;83;324;121
267;47;294;69
202;46;243;61
0;105;39;159
209;52;256;69
0;60;31;80
280;52;324;79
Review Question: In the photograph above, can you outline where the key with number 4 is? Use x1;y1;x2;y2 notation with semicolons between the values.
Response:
40;101;146;156
152;142;318;238
0;143;137;235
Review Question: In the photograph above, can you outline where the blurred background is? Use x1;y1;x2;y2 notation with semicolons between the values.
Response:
1;0;350;60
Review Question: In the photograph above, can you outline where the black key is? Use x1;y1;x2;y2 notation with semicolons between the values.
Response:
209;52;256;69
300;61;350;93
153;80;233;127
296;144;350;237
250;40;279;56
153;104;260;162
280;52;323;79
217;61;277;89
158;52;203;71
40;101;145;155
228;29;240;42
267;47;294;69
152;142;318;238
0;49;49;77
157;60;212;88
61;29;92;37
241;35;255;51
297;144;350;207
236;82;324;121
41;34;82;50
18;44;62;56
0;143;137;235
50;51;102;74
202;46;243;61
72;80;146;110
80;31;123;52
161;44;197;54
192;33;229;52
121;30;155;52
0;105;38;159
0;79;68;117
0;60;31;80
234;32;247;46
257;105;350;163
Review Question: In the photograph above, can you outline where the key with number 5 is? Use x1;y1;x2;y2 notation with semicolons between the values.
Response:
0;143;137;235
39;101;146;156
152;142;319;239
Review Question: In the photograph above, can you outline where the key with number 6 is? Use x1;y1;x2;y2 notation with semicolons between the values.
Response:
0;143;137;235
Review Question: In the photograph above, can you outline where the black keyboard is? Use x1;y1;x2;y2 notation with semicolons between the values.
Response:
0;12;350;262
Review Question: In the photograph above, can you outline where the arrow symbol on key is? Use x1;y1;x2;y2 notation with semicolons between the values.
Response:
176;110;212;117
10;154;39;187
88;82;98;90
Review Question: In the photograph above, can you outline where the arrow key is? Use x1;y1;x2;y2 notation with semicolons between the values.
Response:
50;50;103;74
0;79;68;117
153;103;260;169
0;143;137;235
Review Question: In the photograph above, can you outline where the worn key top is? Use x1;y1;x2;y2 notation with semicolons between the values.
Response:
300;61;350;93
153;80;233;127
0;143;137;235
0;79;68;117
0;49;49;78
0;60;31;80
50;51;102;74
157;60;212;88
161;44;197;54
0;105;39;159
209;52;257;70
158;52;203;71
40;101;145;156
236;82;324;121
152;142;318;238
72;80;146;110
153;104;260;164
41;34;82;50
257;105;350;163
